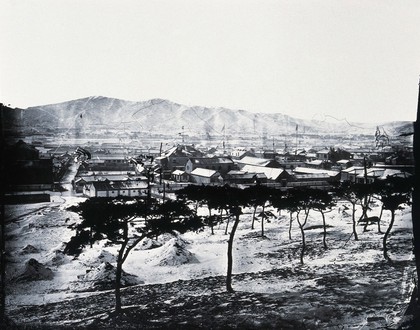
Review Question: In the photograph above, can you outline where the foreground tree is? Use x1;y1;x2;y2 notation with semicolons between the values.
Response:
270;190;291;238
272;189;296;240
204;185;247;292
201;185;228;235
66;197;201;313
221;186;248;292
176;185;228;235
374;176;412;261
226;205;243;293
291;189;312;264
281;188;311;264
335;181;369;241
176;184;248;292
176;184;205;214
245;184;273;236
309;189;336;249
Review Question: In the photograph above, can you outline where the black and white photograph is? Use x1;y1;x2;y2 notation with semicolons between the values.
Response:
1;0;420;328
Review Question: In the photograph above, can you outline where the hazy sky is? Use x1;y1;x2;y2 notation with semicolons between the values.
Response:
1;0;419;123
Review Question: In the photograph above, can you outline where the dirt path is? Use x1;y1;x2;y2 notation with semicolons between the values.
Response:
7;259;415;329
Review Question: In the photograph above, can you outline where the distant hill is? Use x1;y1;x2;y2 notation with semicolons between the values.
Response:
2;97;413;138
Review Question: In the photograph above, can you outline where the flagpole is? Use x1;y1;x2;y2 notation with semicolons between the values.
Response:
222;124;226;154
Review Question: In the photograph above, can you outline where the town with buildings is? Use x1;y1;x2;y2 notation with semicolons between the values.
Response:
4;132;414;202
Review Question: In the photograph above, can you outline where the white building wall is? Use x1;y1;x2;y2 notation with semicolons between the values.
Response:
108;190;118;198
97;190;108;197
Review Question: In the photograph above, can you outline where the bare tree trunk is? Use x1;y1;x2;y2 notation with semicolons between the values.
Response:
321;211;327;249
297;210;309;264
261;204;265;237
383;210;395;262
226;210;241;293
115;252;124;313
261;216;265;237
115;223;128;313
89;228;93;248
377;204;384;233
208;207;214;235
219;208;224;229
225;215;230;235
288;212;293;240
352;202;359;241
362;196;372;232
251;206;257;229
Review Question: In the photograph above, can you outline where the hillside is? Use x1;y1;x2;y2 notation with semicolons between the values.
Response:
3;96;413;138
5;193;416;328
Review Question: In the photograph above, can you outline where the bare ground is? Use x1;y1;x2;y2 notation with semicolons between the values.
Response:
4;202;416;329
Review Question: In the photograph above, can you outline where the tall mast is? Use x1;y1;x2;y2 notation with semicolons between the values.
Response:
223;123;226;154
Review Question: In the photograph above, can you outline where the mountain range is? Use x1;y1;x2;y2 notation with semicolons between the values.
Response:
3;96;413;139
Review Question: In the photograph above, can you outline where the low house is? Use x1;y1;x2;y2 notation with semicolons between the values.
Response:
185;157;235;177
236;156;281;169
336;159;353;169
8;159;54;191
156;144;204;171
5;140;54;191
289;173;330;189
340;166;364;182
224;170;267;185
83;180;148;198
84;181;114;198
77;162;136;174
305;152;318;161
230;147;255;159
287;149;307;161
73;172;145;193
73;177;88;193
378;168;411;180
189;168;221;184
316;149;330;161
293;167;340;182
171;170;189;182
304;159;323;168
262;150;279;159
114;181;148;197
241;165;291;184
355;168;385;184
